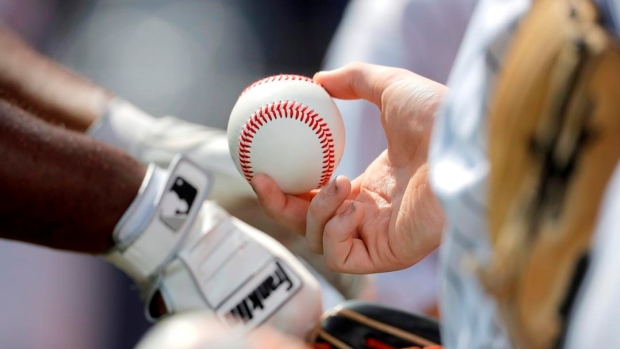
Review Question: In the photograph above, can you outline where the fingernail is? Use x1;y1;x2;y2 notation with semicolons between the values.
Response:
325;176;339;196
340;202;355;217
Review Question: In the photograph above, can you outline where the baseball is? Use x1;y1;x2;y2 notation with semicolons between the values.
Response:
227;74;345;195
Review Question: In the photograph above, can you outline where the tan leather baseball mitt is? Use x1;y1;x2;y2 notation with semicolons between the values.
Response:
482;0;620;348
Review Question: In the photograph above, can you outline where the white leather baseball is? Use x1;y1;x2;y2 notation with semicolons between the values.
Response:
227;75;345;195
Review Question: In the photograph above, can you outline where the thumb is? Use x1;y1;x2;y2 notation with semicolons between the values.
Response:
313;62;416;108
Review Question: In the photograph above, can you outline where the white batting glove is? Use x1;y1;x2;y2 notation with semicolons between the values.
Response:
104;156;323;337
88;98;253;208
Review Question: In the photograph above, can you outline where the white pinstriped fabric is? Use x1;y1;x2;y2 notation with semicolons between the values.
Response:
430;1;529;347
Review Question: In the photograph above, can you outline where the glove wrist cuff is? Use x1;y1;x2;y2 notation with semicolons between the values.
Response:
104;156;211;285
114;163;166;250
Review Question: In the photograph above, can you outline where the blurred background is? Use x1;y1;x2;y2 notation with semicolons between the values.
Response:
0;1;348;348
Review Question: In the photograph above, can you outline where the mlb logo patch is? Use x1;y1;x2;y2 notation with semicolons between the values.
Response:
159;176;197;231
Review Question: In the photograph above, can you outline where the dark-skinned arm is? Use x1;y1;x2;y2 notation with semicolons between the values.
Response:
0;99;145;253
0;24;111;132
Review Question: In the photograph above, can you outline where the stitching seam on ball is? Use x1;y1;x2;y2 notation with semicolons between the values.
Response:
240;74;319;96
238;100;335;189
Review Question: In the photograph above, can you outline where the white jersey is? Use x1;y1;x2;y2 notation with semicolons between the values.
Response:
430;0;620;347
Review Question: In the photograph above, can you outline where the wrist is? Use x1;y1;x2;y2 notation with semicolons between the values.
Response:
104;156;211;285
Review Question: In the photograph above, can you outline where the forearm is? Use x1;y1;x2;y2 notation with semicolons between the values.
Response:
0;99;145;253
0;24;112;132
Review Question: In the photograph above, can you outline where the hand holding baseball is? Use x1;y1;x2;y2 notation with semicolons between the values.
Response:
253;63;448;274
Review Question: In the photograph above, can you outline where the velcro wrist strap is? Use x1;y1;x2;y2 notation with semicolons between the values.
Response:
105;156;211;284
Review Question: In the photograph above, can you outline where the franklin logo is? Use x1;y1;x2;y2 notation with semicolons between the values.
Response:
220;260;300;330
159;176;197;231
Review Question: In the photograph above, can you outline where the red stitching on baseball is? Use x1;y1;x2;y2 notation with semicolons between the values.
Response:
237;100;335;189
240;74;320;96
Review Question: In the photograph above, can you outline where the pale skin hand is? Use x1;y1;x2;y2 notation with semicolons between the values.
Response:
252;62;448;274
